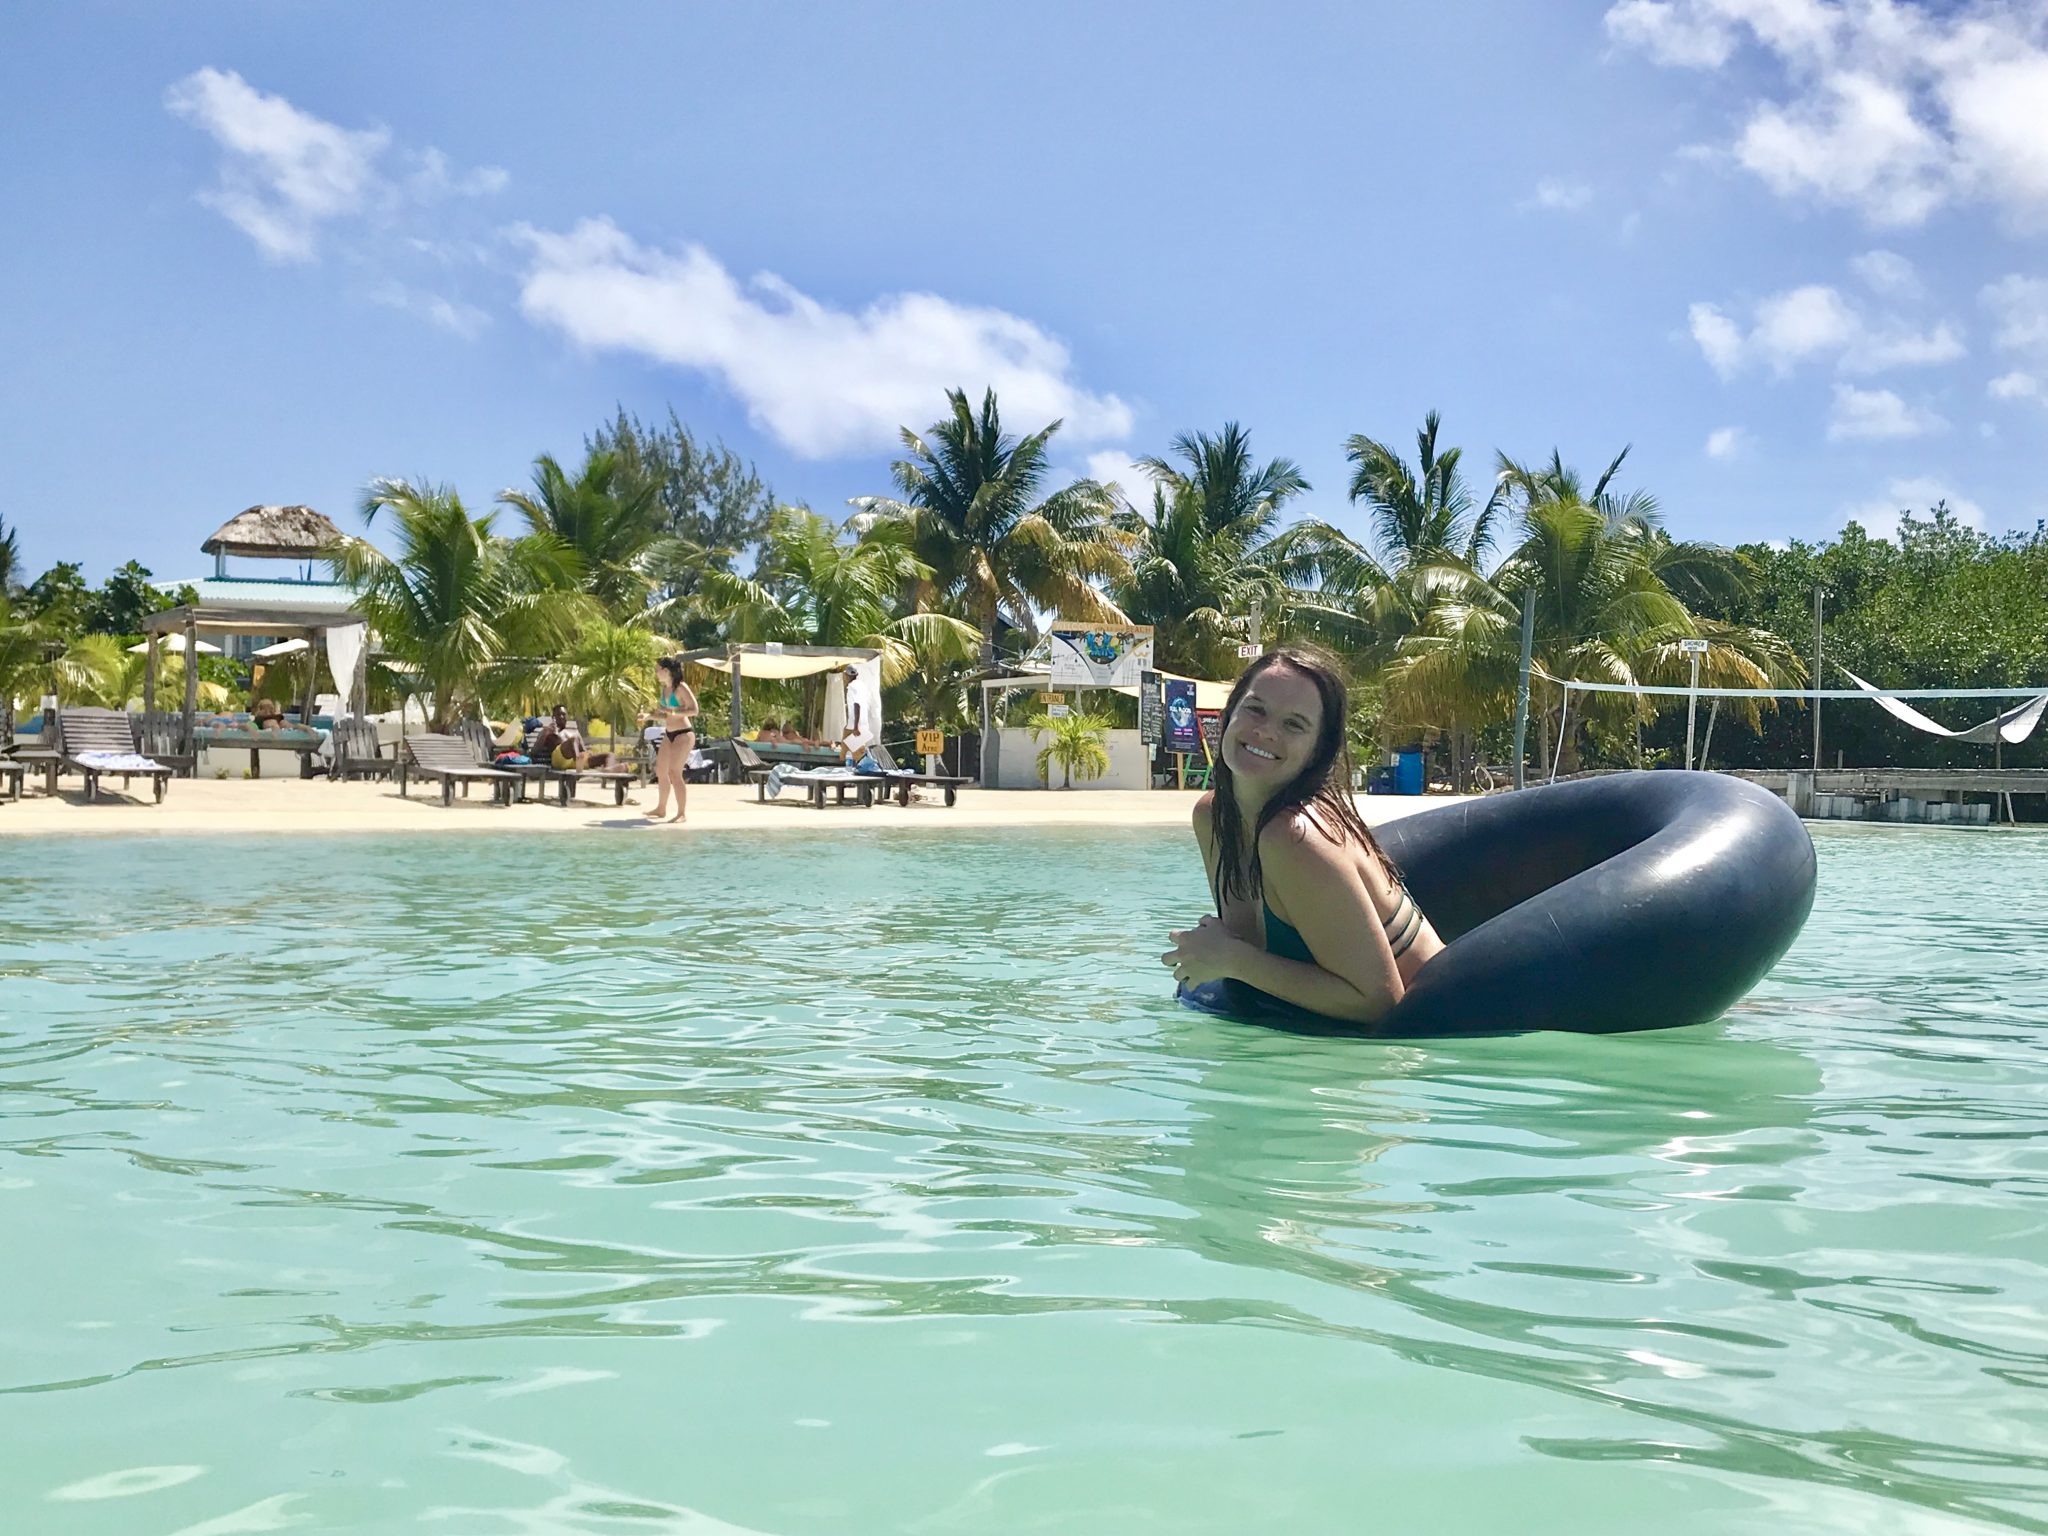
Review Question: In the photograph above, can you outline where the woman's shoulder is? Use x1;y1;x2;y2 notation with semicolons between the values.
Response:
1256;805;1354;872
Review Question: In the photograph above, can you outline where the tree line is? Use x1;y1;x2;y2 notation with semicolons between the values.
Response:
3;391;2043;779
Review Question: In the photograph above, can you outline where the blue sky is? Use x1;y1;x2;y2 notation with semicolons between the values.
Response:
3;1;2044;585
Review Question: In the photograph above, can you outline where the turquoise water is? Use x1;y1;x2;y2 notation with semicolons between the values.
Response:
3;824;2045;1534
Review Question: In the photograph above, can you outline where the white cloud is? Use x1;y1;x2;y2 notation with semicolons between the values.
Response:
1988;371;2039;400
370;283;490;339
164;68;506;263
1827;383;1945;441
1688;275;1963;378
1849;249;1920;297
1689;303;1747;379
164;68;388;261
512;218;1133;459
1981;274;2048;357
1606;1;2048;229
1085;452;1160;511
1704;426;1745;457
1525;178;1594;212
1842;476;1986;541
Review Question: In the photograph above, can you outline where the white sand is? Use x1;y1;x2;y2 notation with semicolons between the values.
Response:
0;774;1470;836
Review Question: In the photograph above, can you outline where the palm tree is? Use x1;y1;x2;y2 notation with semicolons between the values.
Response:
702;507;980;735
1029;708;1113;788
849;388;1131;668
1340;414;1510;787
1113;423;1363;676
1385;451;1798;775
330;478;582;730
531;616;670;740
498;449;673;617
0;515;21;597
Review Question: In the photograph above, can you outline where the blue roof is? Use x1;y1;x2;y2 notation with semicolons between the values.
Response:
160;576;359;612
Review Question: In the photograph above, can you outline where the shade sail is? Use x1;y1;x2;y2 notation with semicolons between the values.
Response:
127;635;222;655
678;645;881;681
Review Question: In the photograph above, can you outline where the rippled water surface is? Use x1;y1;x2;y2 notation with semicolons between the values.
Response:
3;824;2046;1534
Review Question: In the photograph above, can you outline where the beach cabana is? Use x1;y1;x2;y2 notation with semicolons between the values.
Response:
143;504;369;765
976;665;1234;787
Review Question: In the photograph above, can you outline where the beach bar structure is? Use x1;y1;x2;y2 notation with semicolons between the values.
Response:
142;505;367;764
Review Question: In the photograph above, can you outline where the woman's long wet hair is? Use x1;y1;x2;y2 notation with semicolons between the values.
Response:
656;655;684;696
1208;645;1397;909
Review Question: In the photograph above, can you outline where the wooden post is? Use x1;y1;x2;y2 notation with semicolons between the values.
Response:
181;616;200;762
143;634;159;718
299;630;321;725
727;646;743;742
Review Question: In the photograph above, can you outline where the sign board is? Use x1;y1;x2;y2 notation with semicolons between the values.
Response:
1197;709;1224;764
1048;622;1155;688
1047;703;1070;719
1164;678;1199;754
915;728;944;755
1236;642;1263;659
1139;669;1162;745
763;641;784;654
1039;691;1065;705
1679;639;1710;654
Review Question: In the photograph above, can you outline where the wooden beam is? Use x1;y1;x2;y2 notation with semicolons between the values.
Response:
181;614;200;759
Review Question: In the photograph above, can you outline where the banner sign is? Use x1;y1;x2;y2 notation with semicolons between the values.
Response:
1139;669;1162;744
1048;622;1155;688
1165;678;1199;755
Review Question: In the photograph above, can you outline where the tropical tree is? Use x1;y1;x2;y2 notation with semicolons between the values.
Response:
499;450;672;616
530;616;669;737
1114;423;1365;677
849;388;1132;668
1385;450;1797;775
701;507;980;735
0;604;126;733
1347;411;1506;573
1030;708;1113;788
330;478;582;730
0;515;20;596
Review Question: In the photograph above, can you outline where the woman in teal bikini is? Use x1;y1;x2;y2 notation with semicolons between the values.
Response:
1163;646;1442;1025
649;655;700;824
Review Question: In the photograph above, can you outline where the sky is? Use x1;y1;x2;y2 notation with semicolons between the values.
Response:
2;0;2045;586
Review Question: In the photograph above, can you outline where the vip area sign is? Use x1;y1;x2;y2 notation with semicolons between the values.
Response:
1048;623;1154;688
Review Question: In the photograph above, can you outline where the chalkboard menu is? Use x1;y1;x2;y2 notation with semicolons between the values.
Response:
1139;669;1162;744
1197;709;1223;762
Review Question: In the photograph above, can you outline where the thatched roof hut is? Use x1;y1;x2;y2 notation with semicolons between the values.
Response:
201;505;343;561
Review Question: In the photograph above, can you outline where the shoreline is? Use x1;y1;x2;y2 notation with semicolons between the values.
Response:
0;776;1474;837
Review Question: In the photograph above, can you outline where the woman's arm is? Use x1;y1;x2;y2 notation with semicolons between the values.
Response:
1164;816;1403;1024
677;681;700;717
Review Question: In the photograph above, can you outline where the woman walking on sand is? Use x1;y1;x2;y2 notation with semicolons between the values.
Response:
648;655;700;824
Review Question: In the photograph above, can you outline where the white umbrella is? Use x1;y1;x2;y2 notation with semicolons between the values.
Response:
250;638;310;659
128;635;222;655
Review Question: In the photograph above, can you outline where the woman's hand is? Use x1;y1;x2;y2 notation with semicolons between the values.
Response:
1161;914;1246;989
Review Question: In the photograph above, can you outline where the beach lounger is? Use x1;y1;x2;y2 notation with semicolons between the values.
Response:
0;756;22;801
398;733;520;806
758;764;885;809
59;708;174;803
728;739;775;789
332;717;395;782
870;744;971;807
131;710;196;777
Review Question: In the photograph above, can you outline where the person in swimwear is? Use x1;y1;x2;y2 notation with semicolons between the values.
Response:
1161;645;1442;1025
648;655;700;824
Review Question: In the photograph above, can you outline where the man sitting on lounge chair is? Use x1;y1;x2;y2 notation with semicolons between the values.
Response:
533;704;613;770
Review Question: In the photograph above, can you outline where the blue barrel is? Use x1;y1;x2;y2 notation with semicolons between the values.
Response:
1395;748;1425;795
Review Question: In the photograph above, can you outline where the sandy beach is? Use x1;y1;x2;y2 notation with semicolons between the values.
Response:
0;775;1471;836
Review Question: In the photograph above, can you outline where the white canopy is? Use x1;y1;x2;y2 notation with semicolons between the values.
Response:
128;634;222;656
679;644;881;681
250;638;310;659
981;666;1235;710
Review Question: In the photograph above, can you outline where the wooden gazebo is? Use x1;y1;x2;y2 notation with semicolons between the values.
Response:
140;597;370;757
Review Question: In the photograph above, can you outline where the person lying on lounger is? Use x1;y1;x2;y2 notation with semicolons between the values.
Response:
533;704;612;770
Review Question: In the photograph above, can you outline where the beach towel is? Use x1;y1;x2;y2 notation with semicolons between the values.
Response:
73;751;164;773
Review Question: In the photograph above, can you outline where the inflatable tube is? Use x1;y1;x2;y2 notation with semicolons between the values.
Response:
1179;770;1816;1037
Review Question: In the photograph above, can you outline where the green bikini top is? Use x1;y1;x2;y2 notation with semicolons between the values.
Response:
1263;884;1422;963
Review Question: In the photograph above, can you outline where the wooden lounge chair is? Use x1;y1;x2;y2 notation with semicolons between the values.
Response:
729;738;775;788
757;764;885;809
398;732;519;806
332;717;395;782
58;708;174;803
131;710;196;777
871;744;971;807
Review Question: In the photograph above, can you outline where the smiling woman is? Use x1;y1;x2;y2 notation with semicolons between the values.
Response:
1164;646;1443;1027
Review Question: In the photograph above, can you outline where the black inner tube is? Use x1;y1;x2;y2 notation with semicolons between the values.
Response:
1181;771;1817;1038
